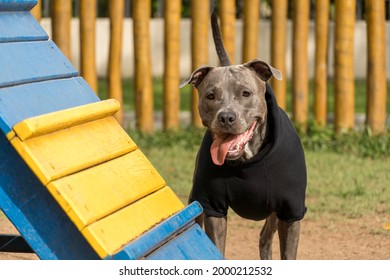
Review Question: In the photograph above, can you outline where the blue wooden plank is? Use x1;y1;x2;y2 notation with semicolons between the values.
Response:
109;202;203;260
0;12;48;42
0;40;77;88
0;132;100;259
0;0;37;11
145;224;224;260
0;77;100;135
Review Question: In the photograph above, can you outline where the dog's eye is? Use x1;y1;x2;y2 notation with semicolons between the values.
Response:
206;93;215;100
242;91;252;97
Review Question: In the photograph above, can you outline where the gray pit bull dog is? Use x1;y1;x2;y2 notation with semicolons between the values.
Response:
180;13;307;260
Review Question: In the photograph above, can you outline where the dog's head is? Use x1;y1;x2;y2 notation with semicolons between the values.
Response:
181;59;281;165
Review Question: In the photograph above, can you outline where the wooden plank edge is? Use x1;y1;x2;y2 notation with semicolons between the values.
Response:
107;202;203;260
81;186;184;259
0;0;37;11
9;136;50;185
10;133;135;186
0;40;78;88
0;118;13;137
13;99;120;141
0;77;100;135
0;11;48;42
46;150;166;230
6;130;15;141
0;72;79;89
145;224;224;260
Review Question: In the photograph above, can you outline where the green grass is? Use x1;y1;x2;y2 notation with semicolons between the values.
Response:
98;78;390;113
299;122;390;158
305;151;390;219
128;128;390;220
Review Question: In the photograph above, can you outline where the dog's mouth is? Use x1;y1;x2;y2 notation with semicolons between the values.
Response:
210;120;257;165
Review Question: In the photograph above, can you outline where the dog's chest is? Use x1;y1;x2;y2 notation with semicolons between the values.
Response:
212;161;273;220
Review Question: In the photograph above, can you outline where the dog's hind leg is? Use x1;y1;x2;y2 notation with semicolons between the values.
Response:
278;220;300;260
204;215;227;257
259;212;278;259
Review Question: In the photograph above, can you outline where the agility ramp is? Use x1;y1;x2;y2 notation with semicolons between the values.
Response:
0;0;222;260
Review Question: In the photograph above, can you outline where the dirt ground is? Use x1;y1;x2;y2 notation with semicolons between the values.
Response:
1;213;389;260
225;213;390;260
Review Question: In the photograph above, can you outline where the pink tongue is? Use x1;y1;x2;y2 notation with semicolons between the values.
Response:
210;121;257;166
210;134;239;165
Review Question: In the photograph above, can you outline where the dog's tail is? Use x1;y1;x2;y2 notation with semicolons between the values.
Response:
211;11;231;66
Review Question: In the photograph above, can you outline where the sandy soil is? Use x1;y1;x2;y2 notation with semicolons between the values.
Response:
1;213;389;260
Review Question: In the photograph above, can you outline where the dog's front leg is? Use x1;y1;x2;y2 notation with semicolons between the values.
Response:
203;214;227;256
278;220;300;260
259;213;278;259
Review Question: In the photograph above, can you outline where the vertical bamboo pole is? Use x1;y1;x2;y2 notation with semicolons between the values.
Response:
133;0;154;133
334;0;355;133
31;0;41;21
270;0;287;109
292;0;309;127
108;0;124;125
219;0;236;64
80;0;97;93
163;0;181;131
51;0;72;60
191;0;209;127
314;0;329;127
366;0;387;135
242;0;259;62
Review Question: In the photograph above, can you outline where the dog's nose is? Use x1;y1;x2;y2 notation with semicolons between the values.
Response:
218;111;237;126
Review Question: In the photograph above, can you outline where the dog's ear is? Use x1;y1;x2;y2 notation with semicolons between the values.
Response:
244;59;282;81
179;66;214;89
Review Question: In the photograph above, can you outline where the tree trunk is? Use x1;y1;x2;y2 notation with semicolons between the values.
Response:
366;0;387;135
108;0;124;125
51;0;72;60
314;0;329;127
133;0;154;133
191;0;209;127
219;0;236;64
292;0;309;128
242;0;259;62
163;0;181;131
334;0;356;133
80;0;97;93
270;0;287;110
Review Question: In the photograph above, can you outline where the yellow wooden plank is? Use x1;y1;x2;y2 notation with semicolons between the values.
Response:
13;99;120;141
47;149;166;229
82;186;184;258
6;130;15;141
11;117;136;185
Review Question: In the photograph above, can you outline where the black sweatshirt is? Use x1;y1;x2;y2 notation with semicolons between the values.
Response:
189;83;307;222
